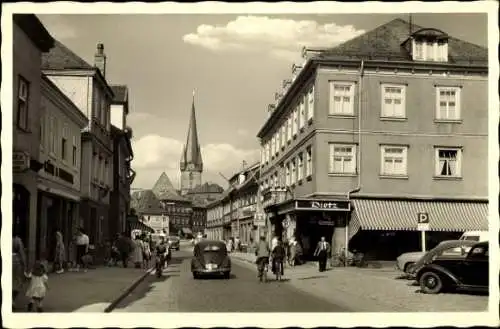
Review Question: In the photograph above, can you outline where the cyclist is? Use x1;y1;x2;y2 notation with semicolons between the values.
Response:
254;235;270;282
271;237;286;279
155;236;169;271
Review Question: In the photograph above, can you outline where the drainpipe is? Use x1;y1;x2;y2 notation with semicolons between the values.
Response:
344;59;364;266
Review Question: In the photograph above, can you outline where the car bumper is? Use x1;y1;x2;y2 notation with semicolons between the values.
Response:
193;267;230;274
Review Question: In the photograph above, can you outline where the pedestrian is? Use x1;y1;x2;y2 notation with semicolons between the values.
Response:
314;236;330;272
131;235;144;268
25;261;49;312
116;232;133;268
12;228;27;309
235;236;241;252
271;238;286;278
226;238;233;253
54;231;66;274
73;227;89;272
271;235;278;251
289;237;297;267
142;235;152;269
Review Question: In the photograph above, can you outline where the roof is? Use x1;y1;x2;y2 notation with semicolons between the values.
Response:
14;14;54;52
42;39;94;70
151;172;189;202
187;182;224;194
318;18;487;65
131;190;164;214
180;93;203;172
110;85;128;103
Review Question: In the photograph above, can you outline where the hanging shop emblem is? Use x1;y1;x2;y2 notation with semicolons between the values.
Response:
295;200;351;211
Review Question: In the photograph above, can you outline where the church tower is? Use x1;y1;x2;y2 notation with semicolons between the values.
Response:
180;91;203;195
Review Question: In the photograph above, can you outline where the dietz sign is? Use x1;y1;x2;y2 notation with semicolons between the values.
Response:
296;200;350;211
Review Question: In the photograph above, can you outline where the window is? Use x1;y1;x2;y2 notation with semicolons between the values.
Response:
435;148;462;178
306;146;312;177
92;154;98;179
291;158;296;184
381;146;408;176
287;115;292;142
49;117;57;154
329;82;355;115
275;132;279;155
94;89;101;121
299;98;305;130
100;97;106;126
381;85;406;118
292;107;298;137
307;86;314;121
281;125;286;148
436;87;460;120
297;153;304;181
72;137;77;167
104;160;109;185
17;76;30;130
285;162;291;186
413;40;448;62
329;144;356;174
40;112;45;148
61;126;68;161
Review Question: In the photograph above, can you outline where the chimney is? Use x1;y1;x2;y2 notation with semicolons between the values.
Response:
94;43;107;77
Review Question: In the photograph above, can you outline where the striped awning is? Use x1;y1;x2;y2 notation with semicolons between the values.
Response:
129;220;154;233
350;199;488;232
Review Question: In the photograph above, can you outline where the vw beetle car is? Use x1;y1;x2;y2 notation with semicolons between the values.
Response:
168;236;180;250
416;241;489;294
191;239;231;279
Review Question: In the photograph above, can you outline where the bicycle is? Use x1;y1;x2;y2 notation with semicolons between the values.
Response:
257;257;269;283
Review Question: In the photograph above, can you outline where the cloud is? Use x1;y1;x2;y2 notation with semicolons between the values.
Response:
131;134;259;189
183;16;365;61
37;15;78;40
128;112;156;122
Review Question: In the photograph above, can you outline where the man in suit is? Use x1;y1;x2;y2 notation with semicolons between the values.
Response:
314;236;331;272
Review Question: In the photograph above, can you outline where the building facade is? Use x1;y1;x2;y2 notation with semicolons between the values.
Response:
37;75;87;262
12;14;54;266
257;19;488;260
42;42;114;249
109;84;135;237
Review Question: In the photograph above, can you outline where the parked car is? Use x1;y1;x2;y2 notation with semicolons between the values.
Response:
405;240;477;279
168;236;180;250
416;241;489;294
191;240;231;279
459;230;489;242
396;251;427;274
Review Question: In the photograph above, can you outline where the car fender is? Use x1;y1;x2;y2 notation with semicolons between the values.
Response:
416;263;460;285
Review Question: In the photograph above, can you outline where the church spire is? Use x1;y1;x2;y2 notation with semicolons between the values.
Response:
180;90;203;172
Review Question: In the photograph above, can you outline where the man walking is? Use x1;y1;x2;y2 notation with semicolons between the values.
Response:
314;236;330;272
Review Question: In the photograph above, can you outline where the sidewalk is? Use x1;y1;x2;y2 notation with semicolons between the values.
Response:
14;264;152;312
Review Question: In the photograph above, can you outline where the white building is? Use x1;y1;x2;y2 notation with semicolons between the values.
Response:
38;75;87;261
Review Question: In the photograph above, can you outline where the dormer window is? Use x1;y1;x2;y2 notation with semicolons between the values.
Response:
410;28;449;62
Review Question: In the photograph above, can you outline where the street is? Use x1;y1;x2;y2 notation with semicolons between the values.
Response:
113;243;349;312
112;241;488;313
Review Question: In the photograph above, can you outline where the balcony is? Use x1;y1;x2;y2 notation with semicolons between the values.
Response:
262;187;290;208
238;204;256;219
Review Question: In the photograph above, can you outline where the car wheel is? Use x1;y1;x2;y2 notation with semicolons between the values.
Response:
223;272;230;279
404;262;416;273
419;272;443;294
193;273;199;280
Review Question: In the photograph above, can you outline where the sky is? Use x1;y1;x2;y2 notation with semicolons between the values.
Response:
37;12;488;191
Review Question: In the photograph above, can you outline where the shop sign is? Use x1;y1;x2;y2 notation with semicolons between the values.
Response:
296;200;350;211
13;151;30;172
253;213;266;227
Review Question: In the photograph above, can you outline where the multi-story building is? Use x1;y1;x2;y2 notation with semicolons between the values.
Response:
257;18;488;260
12;14;54;265
37;75;87;262
109;84;135;237
42;42;114;248
130;189;165;233
206;198;224;240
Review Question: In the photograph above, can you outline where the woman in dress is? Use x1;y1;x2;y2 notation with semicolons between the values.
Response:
12;229;27;309
54;231;66;274
131;236;144;268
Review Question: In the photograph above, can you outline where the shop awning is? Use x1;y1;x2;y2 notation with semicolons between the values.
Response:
129;220;155;233
350;199;488;232
182;228;193;235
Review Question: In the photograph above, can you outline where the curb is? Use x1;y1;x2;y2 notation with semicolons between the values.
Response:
104;267;155;313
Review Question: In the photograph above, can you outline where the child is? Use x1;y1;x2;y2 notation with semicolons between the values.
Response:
25;261;49;312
